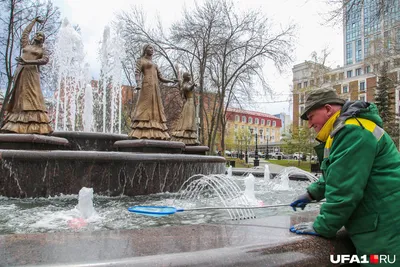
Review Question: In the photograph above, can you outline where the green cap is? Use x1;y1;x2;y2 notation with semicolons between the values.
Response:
300;88;346;120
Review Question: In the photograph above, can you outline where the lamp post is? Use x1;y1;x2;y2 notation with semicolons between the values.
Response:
250;128;259;167
239;139;243;160
237;139;241;159
244;138;248;164
266;134;269;160
260;129;264;159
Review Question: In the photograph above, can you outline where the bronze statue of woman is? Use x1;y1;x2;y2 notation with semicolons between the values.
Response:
129;44;176;140
171;72;200;145
1;16;53;134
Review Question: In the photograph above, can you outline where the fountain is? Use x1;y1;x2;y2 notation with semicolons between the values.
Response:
0;174;356;267
0;20;224;198
0;19;354;267
0;174;316;233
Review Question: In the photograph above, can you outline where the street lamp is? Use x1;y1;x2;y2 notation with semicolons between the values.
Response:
245;139;248;164
250;128;259;167
260;129;264;158
237;139;241;159
265;134;269;160
239;139;243;160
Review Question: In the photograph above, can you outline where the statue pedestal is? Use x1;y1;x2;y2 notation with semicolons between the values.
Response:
184;145;209;155
0;134;69;150
114;139;185;154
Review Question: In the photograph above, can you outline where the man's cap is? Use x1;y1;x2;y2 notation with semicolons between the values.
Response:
300;88;346;120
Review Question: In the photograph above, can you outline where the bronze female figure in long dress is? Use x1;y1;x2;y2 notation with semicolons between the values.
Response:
171;72;199;145
1;17;53;134
129;44;176;140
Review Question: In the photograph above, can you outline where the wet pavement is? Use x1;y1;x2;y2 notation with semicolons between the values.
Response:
0;211;354;267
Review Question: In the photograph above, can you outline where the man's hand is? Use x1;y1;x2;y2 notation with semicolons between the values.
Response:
290;222;320;236
290;192;313;211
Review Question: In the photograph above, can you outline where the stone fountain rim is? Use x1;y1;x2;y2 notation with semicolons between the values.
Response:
51;131;129;140
0;149;226;162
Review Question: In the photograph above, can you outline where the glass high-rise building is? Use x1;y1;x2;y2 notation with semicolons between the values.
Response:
292;0;400;130
344;0;400;66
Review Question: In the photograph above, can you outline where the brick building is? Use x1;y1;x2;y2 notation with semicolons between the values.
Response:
225;108;282;155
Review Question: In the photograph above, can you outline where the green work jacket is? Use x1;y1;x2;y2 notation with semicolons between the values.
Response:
307;101;400;265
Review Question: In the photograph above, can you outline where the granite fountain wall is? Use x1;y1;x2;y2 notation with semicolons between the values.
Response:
0;132;225;198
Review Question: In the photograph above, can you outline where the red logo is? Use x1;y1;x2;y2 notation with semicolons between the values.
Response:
370;255;379;264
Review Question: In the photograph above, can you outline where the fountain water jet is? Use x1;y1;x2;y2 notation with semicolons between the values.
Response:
227;165;232;178
176;174;256;220
83;84;94;132
76;187;97;219
52;18;88;131
242;174;261;205
264;164;270;183
98;25;125;134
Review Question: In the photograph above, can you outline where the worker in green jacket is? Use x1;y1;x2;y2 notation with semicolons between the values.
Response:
290;88;400;266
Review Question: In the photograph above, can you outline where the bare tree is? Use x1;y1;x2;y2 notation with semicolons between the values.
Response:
206;0;295;153
116;0;294;153
306;47;333;88
168;1;223;144
116;7;179;79
116;6;182;136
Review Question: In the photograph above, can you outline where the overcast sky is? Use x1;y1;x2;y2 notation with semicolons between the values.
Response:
52;0;343;117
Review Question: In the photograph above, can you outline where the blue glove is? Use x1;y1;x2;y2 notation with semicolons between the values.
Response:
290;192;312;211
289;222;320;236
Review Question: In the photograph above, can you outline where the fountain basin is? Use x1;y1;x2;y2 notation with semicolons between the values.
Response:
0;212;355;267
114;139;186;153
0;134;70;150
0;150;225;198
51;131;128;151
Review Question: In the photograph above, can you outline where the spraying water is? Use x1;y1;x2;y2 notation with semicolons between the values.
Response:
76;187;97;219
98;25;125;133
227;166;233;178
177;174;256;219
52;18;87;131
264;164;270;183
242;174;262;205
51;19;124;133
272;167;318;191
83;84;94;132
